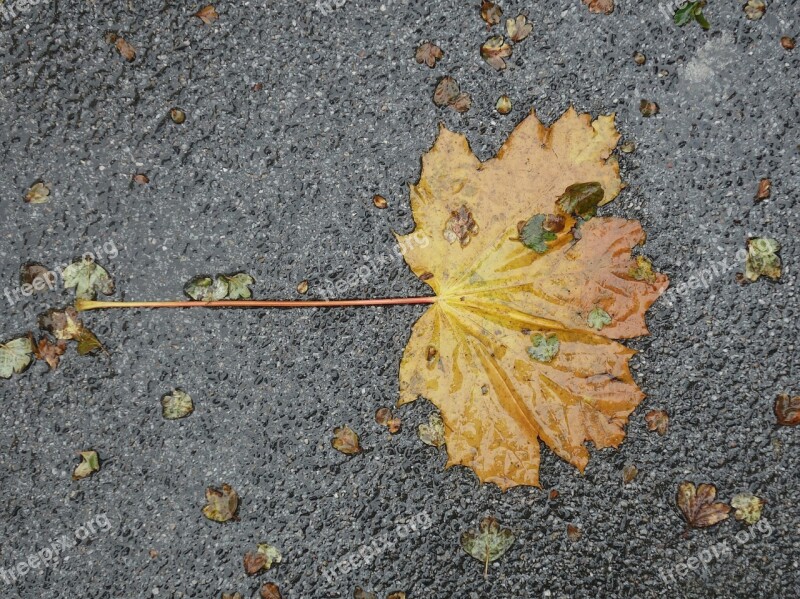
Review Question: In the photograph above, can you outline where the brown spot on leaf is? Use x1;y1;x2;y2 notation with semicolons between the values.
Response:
443;205;479;247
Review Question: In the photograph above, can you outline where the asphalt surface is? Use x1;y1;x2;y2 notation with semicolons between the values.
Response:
0;1;798;598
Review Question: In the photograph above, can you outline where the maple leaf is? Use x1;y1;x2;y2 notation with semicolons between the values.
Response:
395;107;668;489
676;482;730;529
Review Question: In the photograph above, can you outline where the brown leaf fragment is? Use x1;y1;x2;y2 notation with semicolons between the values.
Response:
354;588;377;599
583;0;614;14
38;307;103;355
24;181;50;204
633;51;646;65
252;82;264;91
480;0;502;26
775;394;800;426
33;335;67;370
244;544;282;576
373;194;388;209
451;93;472;113
194;5;219;24
170;108;186;124
387;593;406;599
415;42;443;68
20;262;53;291
115;37;136;62
622;463;638;484
495;95;512;115
202;484;239;523
755;178;771;201
481;36;512;70
433;76;461;107
676;482;731;529
332;425;362;455
296;280;309;294
260;583;282;599
387;417;402;434
640;100;659;117
781;36;796;50
375;407;393;426
506;15;532;42
566;524;582;541
645;409;669;436
133;173;150;185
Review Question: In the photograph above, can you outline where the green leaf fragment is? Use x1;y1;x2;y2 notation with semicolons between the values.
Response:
674;1;709;30
520;215;558;253
527;333;560;362
629;255;657;283
0;336;35;379
744;237;781;282
460;517;515;578
418;412;446;448
62;258;114;300
588;307;612;330
161;389;194;419
220;272;254;299
72;450;100;480
731;493;765;525
556;182;604;220
256;544;282;570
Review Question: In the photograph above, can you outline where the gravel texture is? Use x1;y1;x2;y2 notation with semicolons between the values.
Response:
0;1;798;598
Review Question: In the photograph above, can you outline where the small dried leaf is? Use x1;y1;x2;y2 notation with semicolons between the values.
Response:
480;0;502;26
633;52;646;65
645;409;669;436
582;0;614;15
744;237;781;282
133;173;150;185
450;93;472;114
222;272;255;299
202;484;239;523
63;258;114;300
415;42;443;68
640;100;659;117
744;0;766;20
244;544;282;576
774;394;800;426
353;588;377;599
731;493;765;524
33;336;67;370
170;108;186;124
39;307;103;355
566;523;582;541
418;412;446;448
296;279;309;294
372;194;388;209
506;15;532;42
755;178;771;201
527;333;560;363
480;36;512;70
386;594;406;599
676;482;730;529
375;407;393;426
24;182;50;204
781;37;796;50
20;262;51;288
115;37;136;61
0;336;35;379
587;307;611;330
260;583;282;599
161;389;194;420
195;5;219;24
433;76;461;107
386;417;402;434
332;425;362;455
495;95;512;115
72;450;100;480
460;517;515;578
622;463;638;484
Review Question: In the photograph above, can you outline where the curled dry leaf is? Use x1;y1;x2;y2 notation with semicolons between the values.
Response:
743;237;781;282
161;389;194;420
781;37;796;51
755;178;771;201
33;335;67;370
506;15;532;42
432;77;472;113
260;583;282;599
633;52;646;65
386;417;402;434
114;37;136;62
731;493;765;524
566;523;582;541
24;181;51;204
645;409;669;436
582;0;614;15
460;517;515;578
415;42;443;68
332;425;362;455
418;412;446;448
743;0;766;20
372;194;388;209
195;5;219;24
640;100;659;117
39;307;103;355
72;450;100;480
0;336;35;379
480;0;502;26
774;394;800;426
375;407;393;426
243;543;282;576
480;36;512;70
63;258;114;300
396;107;668;489
202;484;239;523
676;482;730;529
622;463;638;484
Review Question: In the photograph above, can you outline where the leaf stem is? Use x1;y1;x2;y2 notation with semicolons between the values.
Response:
75;297;437;312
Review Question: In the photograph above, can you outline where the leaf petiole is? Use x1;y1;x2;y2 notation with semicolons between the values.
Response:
75;297;437;311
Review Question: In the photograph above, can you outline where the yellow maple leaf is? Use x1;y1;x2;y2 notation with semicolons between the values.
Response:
396;107;668;490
